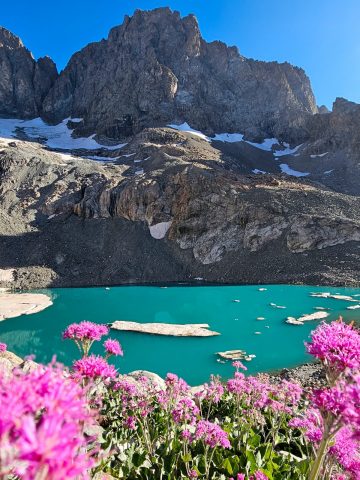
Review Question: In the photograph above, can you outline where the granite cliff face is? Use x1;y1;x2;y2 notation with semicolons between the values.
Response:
41;8;317;141
0;27;57;118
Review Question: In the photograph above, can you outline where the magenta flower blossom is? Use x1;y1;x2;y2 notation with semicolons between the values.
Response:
232;360;247;371
289;408;323;443
63;321;109;342
306;320;360;373
104;338;123;357
250;472;270;480
0;363;95;479
329;426;360;477
172;397;199;425
72;355;117;381
0;343;7;352
194;420;230;448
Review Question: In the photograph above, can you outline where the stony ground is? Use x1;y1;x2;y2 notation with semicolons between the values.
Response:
0;128;359;289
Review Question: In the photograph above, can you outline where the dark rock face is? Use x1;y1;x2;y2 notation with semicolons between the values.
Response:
0;27;57;118
42;8;317;140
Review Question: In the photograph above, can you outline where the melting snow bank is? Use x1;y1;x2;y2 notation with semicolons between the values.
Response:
168;123;302;158
279;164;309;177
0;293;53;321
149;221;172;239
0;117;126;151
167;122;209;141
110;321;220;337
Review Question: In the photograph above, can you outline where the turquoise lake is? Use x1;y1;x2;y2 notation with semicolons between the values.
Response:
0;285;359;385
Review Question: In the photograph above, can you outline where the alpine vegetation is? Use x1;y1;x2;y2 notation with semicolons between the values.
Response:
0;319;359;479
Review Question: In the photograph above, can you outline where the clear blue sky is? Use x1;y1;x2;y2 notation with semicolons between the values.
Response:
2;0;360;108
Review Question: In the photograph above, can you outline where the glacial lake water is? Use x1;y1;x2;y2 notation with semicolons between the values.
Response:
1;285;359;385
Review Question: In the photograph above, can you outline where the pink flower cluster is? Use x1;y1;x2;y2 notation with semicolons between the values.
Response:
0;363;95;479
306;320;360;372
63;321;109;342
172;397;199;425
0;342;7;352
104;338;123;357
194;420;230;448
73;355;117;381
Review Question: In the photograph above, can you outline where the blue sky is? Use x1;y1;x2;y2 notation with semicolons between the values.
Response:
2;0;360;108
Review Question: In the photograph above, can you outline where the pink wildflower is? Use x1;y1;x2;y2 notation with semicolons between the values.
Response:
72;355;117;381
63;321;109;342
306;320;360;372
0;343;6;352
250;472;269;480
104;338;123;357
194;420;230;448
172;397;199;425
0;363;95;479
289;408;323;443
232;360;247;371
330;426;360;477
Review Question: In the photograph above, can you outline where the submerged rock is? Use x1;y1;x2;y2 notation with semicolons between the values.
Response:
217;349;246;360
0;293;53;320
286;311;329;325
111;321;220;336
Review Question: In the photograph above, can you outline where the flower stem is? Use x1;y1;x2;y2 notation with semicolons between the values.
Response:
308;435;330;480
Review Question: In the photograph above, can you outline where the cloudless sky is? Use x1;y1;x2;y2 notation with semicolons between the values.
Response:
1;0;360;108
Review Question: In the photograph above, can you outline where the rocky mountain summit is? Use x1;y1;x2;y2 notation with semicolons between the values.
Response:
41;8;317;142
0;8;359;288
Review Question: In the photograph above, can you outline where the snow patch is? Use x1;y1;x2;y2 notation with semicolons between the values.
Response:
279;164;309;177
212;133;244;143
149;221;172;240
135;169;144;175
246;138;278;151
324;169;334;175
274;144;302;157
252;169;267;174
85;155;120;162
310;152;328;158
167;123;209;141
0;117;126;151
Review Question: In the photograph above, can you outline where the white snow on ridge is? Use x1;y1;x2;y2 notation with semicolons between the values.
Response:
0;117;126;151
274;143;302;157
246;138;278;151
168;122;303;157
310;152;328;158
212;133;244;143
167;123;209;141
279;163;309;177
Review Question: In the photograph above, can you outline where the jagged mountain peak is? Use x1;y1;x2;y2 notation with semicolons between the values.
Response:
39;8;317;142
0;26;25;49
